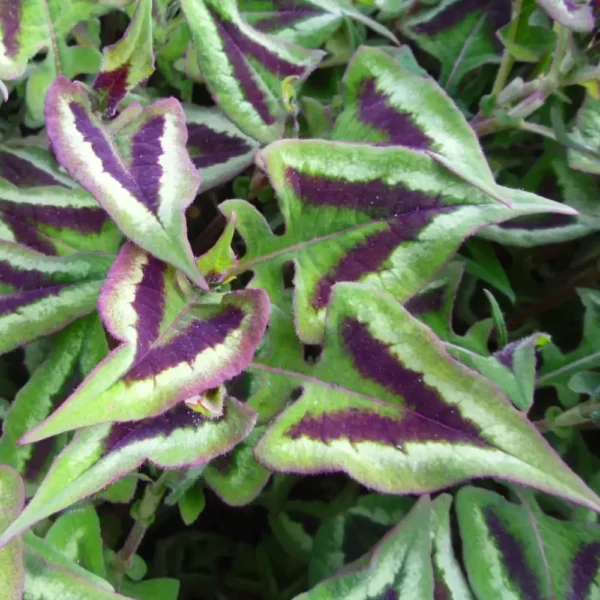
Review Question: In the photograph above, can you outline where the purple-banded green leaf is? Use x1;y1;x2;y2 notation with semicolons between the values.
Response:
0;0;115;81
181;0;325;143
568;94;600;175
0;314;107;485
457;486;600;599
184;104;261;193
20;243;268;442
538;289;600;408
537;0;595;31
93;0;154;116
0;466;25;600
45;76;207;288
0;397;256;547
296;496;435;599
223;137;575;343
0;145;122;255
401;0;511;92
0;242;113;355
332;46;495;182
254;283;600;511
204;426;271;506
45;506;105;578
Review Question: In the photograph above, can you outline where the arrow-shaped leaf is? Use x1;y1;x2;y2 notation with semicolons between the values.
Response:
254;283;600;512
45;76;207;288
21;243;268;442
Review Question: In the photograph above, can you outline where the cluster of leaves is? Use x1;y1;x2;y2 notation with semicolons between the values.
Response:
0;0;600;598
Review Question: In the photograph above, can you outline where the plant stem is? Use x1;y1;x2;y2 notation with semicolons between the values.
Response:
536;400;600;432
114;471;170;588
549;23;569;82
491;0;522;96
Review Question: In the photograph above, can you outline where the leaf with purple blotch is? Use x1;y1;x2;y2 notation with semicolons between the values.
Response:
0;397;256;548
254;283;600;511
0;466;25;600
537;288;600;408
401;0;511;93
45;76;207;288
181;0;325;143
0;314;108;485
537;0;595;31
204;426;271;506
184;104;261;194
0;145;122;255
222;138;576;343
0;242;113;355
448;333;551;411
93;0;154;116
20;243;268;442
568;94;600;175
457;486;600;599
296;496;435;599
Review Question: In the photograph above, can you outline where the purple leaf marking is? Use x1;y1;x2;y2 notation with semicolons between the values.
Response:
0;211;55;254
0;288;59;317
569;542;600;600
485;510;542;599
405;287;446;316
382;590;399;600
0;152;66;188
499;213;577;230
93;66;129;116
359;79;433;148
0;0;21;57
188;123;254;168
0;261;45;290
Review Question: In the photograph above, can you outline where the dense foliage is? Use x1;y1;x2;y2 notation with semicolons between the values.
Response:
0;0;600;598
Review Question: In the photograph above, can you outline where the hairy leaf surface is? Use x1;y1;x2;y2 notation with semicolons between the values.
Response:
0;466;24;600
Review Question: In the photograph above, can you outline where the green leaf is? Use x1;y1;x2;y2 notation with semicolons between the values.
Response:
568;93;600;175
178;483;206;525
457;486;600;599
119;578;180;600
181;0;325;143
464;238;515;302
0;465;24;600
254;283;600;511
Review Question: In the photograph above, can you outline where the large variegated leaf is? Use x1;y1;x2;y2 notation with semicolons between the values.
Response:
0;145;122;255
0;466;24;600
184;105;261;193
537;0;595;32
93;0;154;115
457;486;600;599
254;283;600;511
0;398;256;547
45;77;207;288
222;138;575;343
21;243;268;442
181;0;325;143
0;242;113;354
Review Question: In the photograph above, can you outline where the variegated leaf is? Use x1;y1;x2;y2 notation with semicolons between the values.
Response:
181;0;325;143
0;145;122;255
0;242;113;354
457;486;600;599
222;138;575;343
254;283;600;511
93;0;154;116
537;0;595;32
184;105;261;193
0;466;24;600
21;243;268;442
46;77;207;288
568;93;600;175
0;397;256;547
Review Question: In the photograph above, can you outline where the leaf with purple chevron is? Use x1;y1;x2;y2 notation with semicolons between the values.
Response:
184;105;261;193
253;283;600;511
457;486;600;599
222;138;576;343
45;76;206;288
0;145;121;255
0;466;24;600
401;0;511;92
93;0;154;116
0;242;113;355
537;0;595;32
181;0;325;143
0;397;256;548
19;243;269;442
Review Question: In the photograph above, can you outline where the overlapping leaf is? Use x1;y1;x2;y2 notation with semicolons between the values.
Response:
45;77;206;287
537;0;595;31
0;466;24;600
457;486;600;599
0;397;256;547
184;104;261;193
93;0;154;116
0;145;122;255
181;0;325;143
254;283;600;511
20;243;268;442
0;242;113;354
